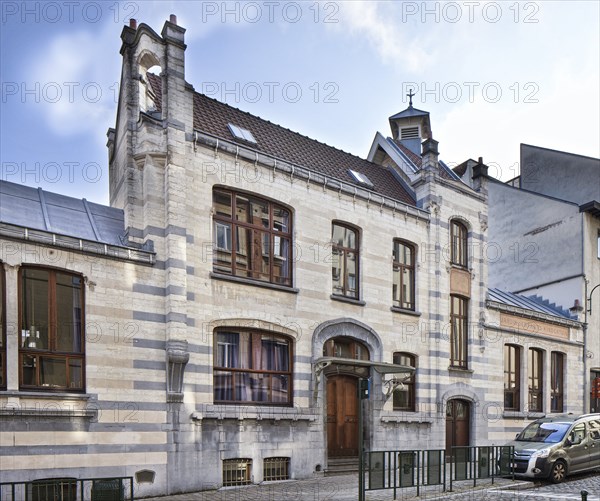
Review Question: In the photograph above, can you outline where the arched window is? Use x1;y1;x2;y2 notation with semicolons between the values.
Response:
393;352;416;411
332;223;359;299
213;328;293;405
504;344;521;411
450;220;468;267
212;189;292;286
323;336;369;360
528;348;544;412
393;240;415;310
19;267;85;391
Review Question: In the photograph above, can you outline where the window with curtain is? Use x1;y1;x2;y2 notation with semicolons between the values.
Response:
393;352;416;411
450;220;468;267
332;223;359;299
504;344;521;411
392;240;415;310
19;267;85;391
212;189;292;286
450;295;468;368
214;329;292;405
551;352;564;413
528;348;544;412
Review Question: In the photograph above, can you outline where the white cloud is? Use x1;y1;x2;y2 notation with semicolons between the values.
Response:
333;1;432;73
27;25;120;142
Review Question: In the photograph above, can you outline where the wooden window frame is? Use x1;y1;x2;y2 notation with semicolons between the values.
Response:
504;344;521;411
550;351;564;413
212;189;293;287
323;336;369;361
18;266;85;392
528;348;544;412
393;352;416;411
450;295;468;369
450;220;468;268
213;328;293;406
331;222;360;299
392;240;416;310
0;263;5;389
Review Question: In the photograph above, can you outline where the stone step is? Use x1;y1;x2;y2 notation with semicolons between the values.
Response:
325;457;359;476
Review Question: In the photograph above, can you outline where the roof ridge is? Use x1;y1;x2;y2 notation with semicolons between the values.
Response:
194;92;388;171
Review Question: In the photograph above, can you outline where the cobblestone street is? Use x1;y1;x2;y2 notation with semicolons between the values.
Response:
139;471;600;501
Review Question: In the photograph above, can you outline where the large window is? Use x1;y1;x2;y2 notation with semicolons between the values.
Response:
19;268;85;391
212;189;292;286
450;220;468;267
450;295;468;369
0;263;5;389
393;352;416;411
392;240;415;310
551;352;564;413
528;348;544;412
331;223;359;299
504;344;520;411
214;329;292;405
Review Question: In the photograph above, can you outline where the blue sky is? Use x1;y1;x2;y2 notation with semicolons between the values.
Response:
1;1;599;204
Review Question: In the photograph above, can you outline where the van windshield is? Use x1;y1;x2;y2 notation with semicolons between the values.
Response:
516;422;571;443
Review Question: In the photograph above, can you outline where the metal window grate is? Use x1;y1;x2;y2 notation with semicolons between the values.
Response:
263;457;290;481
223;458;252;487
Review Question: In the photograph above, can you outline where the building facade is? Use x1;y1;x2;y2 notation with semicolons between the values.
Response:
0;17;586;497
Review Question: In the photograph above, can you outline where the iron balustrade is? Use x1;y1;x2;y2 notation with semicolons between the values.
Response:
363;446;515;498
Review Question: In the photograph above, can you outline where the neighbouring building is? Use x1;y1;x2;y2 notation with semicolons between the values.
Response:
0;17;587;497
477;144;600;412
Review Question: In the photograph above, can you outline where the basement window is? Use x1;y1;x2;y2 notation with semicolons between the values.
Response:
263;457;290;481
223;458;252;486
348;169;373;188
228;123;257;144
401;127;419;139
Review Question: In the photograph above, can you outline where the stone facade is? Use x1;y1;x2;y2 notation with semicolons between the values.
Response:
0;17;586;498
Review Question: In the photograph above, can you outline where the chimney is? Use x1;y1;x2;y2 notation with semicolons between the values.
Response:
129;18;137;29
421;137;439;171
169;14;177;25
472;157;489;191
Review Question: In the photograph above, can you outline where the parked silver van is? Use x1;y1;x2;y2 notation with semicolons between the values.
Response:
505;413;600;483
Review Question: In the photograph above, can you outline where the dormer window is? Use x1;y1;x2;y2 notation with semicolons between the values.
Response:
348;170;373;188
228;124;257;144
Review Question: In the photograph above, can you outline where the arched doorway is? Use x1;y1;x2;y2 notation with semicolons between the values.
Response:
445;399;470;458
324;337;369;458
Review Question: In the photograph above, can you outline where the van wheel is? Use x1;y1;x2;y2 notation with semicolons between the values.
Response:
550;460;566;483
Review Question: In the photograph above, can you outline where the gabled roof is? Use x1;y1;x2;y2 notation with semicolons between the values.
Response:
146;73;416;206
0;180;126;246
488;288;577;320
391;139;460;181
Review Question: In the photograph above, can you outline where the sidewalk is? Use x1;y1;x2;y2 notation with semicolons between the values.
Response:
139;474;532;500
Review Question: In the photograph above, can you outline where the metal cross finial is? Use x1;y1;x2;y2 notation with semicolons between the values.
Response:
407;89;415;106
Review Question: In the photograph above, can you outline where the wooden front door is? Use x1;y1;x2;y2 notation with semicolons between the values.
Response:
445;399;470;458
327;375;359;457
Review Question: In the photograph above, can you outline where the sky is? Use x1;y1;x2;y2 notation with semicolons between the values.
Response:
1;0;599;205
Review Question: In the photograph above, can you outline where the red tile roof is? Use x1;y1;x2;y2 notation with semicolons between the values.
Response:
147;73;415;206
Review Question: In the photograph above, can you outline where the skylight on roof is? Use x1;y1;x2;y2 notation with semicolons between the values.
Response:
348;169;374;188
228;123;257;144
